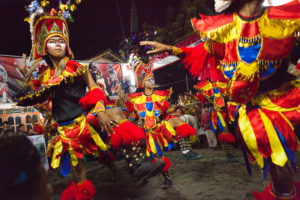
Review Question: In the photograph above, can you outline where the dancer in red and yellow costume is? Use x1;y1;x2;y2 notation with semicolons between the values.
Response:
142;0;300;198
17;1;165;199
118;61;175;189
118;57;199;189
194;80;238;162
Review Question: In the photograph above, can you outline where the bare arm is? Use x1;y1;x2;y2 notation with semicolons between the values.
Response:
82;67;115;134
140;41;173;55
15;53;28;76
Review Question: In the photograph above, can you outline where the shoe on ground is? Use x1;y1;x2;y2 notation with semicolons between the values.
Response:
161;178;173;190
133;160;165;188
182;150;202;160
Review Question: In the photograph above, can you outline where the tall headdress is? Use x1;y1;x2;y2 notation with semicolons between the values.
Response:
25;0;82;60
119;30;157;88
134;62;153;88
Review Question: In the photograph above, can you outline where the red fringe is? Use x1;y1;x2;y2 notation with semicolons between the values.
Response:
181;43;221;81
79;88;107;110
253;182;300;200
153;156;171;172
61;179;95;200
195;92;206;104
296;62;300;70
176;123;196;138
162;156;171;172
32;79;41;91
35;124;43;135
218;132;236;144
99;151;115;165
160;100;170;114
125;100;134;113
111;121;145;149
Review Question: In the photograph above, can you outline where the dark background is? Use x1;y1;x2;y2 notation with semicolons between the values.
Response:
0;0;184;59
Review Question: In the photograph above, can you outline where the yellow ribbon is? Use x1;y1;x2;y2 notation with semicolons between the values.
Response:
238;106;264;168
164;121;176;137
216;111;227;128
87;123;108;151
149;135;157;155
258;109;288;167
68;145;79;166
51;139;63;169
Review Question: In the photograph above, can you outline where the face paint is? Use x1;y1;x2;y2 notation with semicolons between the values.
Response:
46;36;67;58
46;42;66;49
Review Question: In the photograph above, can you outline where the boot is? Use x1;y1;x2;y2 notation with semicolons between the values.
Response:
253;182;300;200
121;142;165;187
161;171;173;190
179;136;202;160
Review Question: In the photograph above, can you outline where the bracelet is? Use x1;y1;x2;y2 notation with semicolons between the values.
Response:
90;87;99;91
172;46;183;56
95;101;105;113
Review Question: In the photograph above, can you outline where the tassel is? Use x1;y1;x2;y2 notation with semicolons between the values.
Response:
61;179;95;200
176;124;196;138
218;132;236;143
296;62;300;70
79;88;107;111
181;43;221;81
161;156;172;172
111;121;145;149
153;156;172;172
253;182;300;200
35;124;43;134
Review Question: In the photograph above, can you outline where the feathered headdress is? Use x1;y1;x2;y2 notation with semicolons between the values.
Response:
134;62;153;88
119;31;157;88
24;0;82;60
119;30;157;64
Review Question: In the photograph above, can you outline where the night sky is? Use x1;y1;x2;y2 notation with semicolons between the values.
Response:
0;0;182;60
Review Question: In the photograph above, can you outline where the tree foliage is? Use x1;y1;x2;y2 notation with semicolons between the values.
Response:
142;0;215;44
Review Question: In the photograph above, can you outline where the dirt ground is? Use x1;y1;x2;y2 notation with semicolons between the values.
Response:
50;147;300;200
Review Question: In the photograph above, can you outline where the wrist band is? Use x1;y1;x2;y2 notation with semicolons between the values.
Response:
95;101;105;113
172;46;183;56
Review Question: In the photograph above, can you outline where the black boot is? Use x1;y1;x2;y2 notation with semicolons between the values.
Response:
179;136;202;160
161;171;173;189
121;142;165;187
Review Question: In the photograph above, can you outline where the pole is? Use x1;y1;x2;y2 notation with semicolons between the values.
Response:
115;0;126;39
185;74;189;91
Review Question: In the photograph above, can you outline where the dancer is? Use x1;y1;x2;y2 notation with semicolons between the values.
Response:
16;1;165;199
194;80;238;162
142;0;300;198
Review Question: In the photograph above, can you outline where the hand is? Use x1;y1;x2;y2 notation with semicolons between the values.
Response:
140;41;173;55
291;68;300;77
116;88;125;100
96;112;117;135
15;53;27;76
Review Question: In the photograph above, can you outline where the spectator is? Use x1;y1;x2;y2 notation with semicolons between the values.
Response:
201;105;217;148
0;133;52;200
1;121;12;135
16;124;26;135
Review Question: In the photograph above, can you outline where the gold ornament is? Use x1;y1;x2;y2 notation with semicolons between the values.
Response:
59;4;68;11
75;0;81;4
70;4;77;12
41;0;49;7
24;17;31;22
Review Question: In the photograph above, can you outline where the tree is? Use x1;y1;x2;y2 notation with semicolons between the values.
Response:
142;0;215;44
